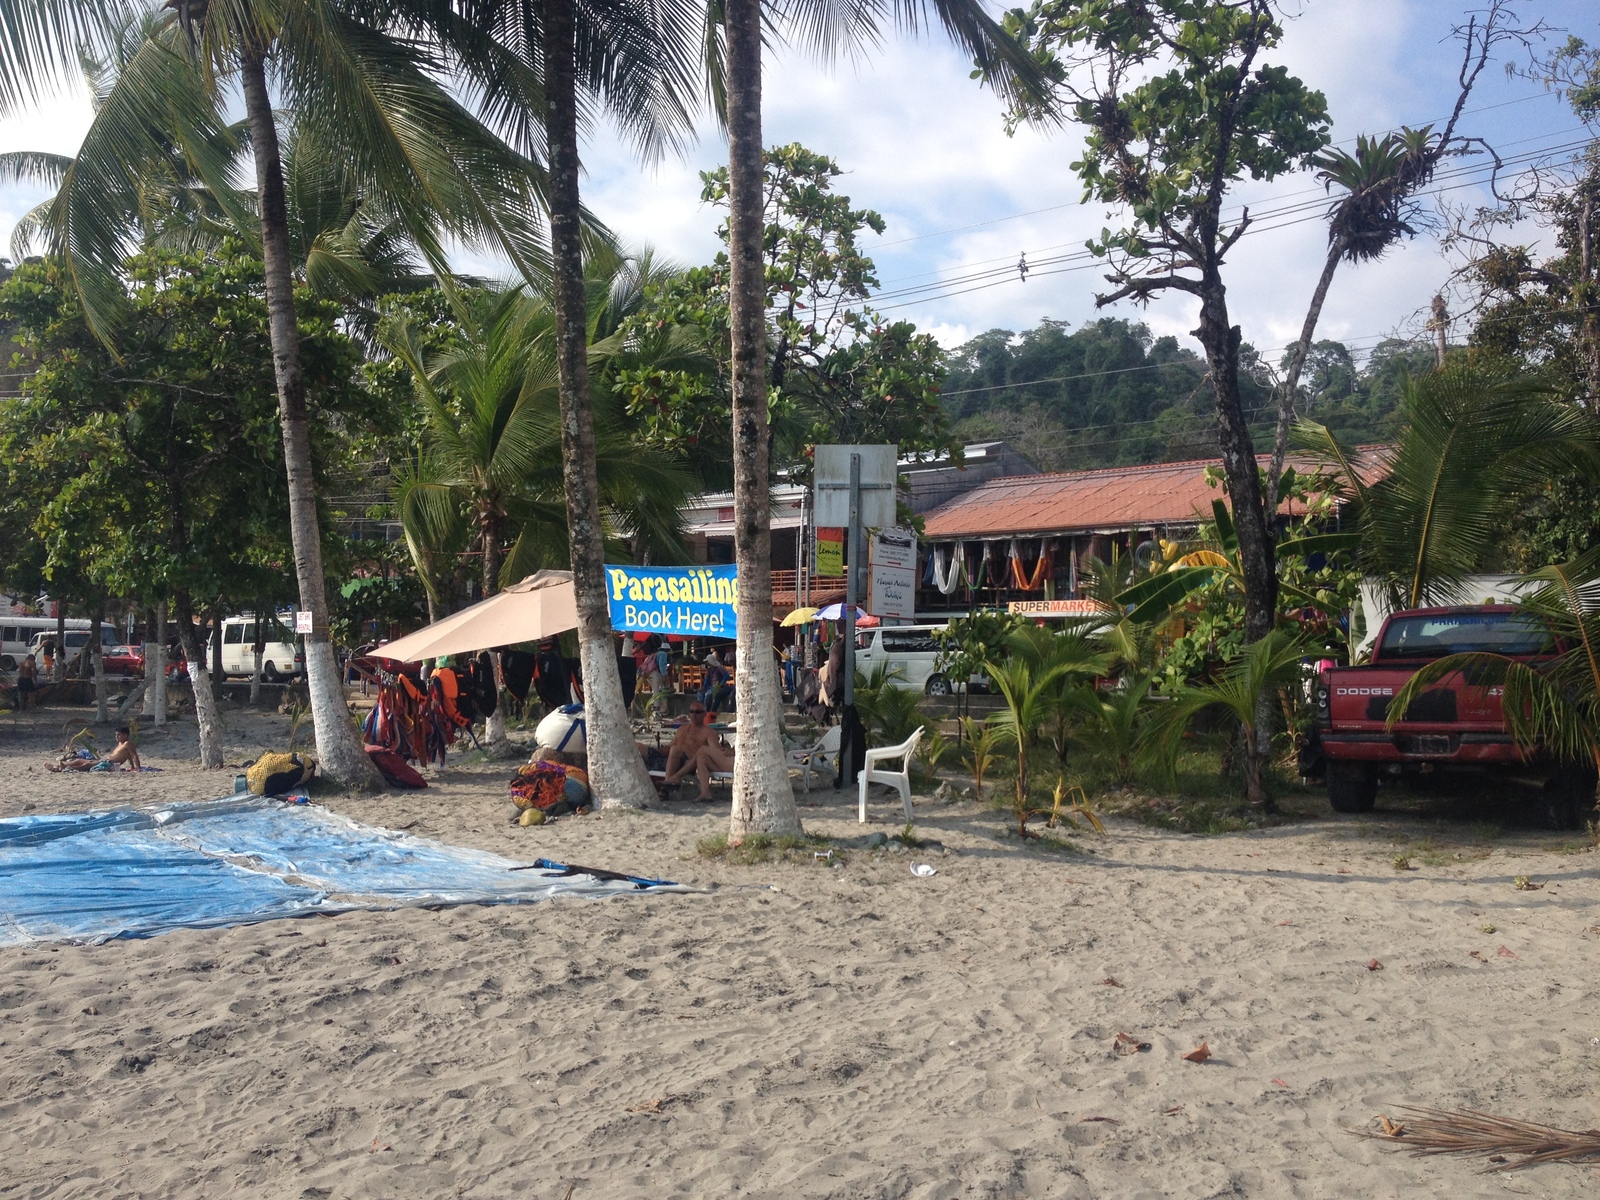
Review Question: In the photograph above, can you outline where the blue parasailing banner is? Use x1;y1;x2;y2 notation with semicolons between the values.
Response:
605;564;739;637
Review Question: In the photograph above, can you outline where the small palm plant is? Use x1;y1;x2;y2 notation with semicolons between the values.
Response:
1068;673;1157;786
1387;551;1600;828
959;716;1001;802
1151;628;1312;809
987;625;1112;813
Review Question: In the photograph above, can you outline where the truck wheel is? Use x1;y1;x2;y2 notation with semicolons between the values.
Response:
925;674;952;697
263;662;281;683
1541;769;1596;831
0;655;13;671
1327;762;1377;814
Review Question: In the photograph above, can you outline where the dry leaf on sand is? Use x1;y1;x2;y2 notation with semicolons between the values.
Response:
1100;977;1123;987
627;1095;686;1115
1496;945;1519;959
1079;1115;1119;1124
1366;959;1383;971
1379;1114;1405;1137
1181;1042;1211;1063
1469;950;1486;961
1162;1104;1185;1115
1272;1077;1290;1088
1112;1032;1151;1056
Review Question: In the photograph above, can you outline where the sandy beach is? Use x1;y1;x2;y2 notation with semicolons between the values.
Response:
0;702;1596;1199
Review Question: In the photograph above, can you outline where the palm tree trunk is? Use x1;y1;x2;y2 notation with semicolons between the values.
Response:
240;43;378;790
541;0;654;809
481;518;507;745
1266;236;1346;515
92;598;108;724
724;0;801;841
174;590;224;768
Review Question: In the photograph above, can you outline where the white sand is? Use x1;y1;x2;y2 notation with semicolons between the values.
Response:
0;703;1596;1197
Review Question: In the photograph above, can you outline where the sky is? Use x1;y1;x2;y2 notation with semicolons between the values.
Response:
0;0;1594;365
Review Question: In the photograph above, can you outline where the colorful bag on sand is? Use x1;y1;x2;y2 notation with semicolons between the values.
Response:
246;751;312;796
509;761;591;815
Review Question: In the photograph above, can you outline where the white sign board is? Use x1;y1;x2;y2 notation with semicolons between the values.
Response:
872;527;917;571
294;610;313;635
813;444;898;528
869;563;916;620
868;527;917;619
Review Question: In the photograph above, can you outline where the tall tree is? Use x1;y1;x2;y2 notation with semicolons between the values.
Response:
999;0;1331;644
718;0;1046;843
1262;2;1541;515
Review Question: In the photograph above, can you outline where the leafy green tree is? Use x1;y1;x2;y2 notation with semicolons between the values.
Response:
1297;358;1600;611
0;250;368;761
381;271;697;612
0;1;553;786
997;0;1333;646
615;145;955;488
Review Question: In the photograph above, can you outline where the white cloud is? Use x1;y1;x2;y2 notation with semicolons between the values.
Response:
0;0;1589;366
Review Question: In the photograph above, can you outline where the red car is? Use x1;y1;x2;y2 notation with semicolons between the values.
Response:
102;645;145;677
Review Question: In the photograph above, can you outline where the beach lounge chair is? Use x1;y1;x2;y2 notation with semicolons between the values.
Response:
786;724;841;793
858;726;924;824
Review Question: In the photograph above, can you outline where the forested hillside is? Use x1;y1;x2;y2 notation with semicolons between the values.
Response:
941;317;1435;473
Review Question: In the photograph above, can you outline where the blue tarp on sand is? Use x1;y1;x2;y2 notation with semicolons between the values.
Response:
0;797;672;946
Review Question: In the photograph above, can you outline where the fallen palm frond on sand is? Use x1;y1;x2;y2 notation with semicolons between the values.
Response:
1362;1107;1600;1171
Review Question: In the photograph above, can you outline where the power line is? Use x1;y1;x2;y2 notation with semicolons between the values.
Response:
871;89;1565;251
869;133;1595;314
870;126;1592;301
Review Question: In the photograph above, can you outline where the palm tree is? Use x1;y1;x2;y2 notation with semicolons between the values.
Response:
1297;358;1600;612
0;1;553;784
1265;128;1437;513
1387;549;1600;829
986;623;1110;828
1151;626;1311;809
719;0;1048;843
426;0;704;808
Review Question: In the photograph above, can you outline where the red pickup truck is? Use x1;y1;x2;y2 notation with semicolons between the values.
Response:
1313;605;1589;827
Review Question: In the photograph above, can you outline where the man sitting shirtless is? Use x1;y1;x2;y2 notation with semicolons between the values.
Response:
654;702;733;801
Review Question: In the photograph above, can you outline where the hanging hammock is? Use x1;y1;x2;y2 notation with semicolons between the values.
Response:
1009;538;1051;591
932;542;965;594
980;543;1009;589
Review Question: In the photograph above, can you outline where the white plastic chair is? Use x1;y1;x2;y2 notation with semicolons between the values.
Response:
858;726;924;823
786;724;841;793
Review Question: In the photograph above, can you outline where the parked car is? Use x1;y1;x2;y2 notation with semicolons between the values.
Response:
1313;604;1590;827
28;626;119;674
853;624;985;696
101;645;145;677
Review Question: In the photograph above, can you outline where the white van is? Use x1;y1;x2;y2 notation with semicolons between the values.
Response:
22;623;118;673
855;624;961;695
3;617;105;671
220;615;303;681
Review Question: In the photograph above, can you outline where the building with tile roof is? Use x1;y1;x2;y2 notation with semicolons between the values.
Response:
916;450;1385;612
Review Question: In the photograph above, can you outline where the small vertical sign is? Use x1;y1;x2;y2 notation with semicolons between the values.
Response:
294;610;313;635
816;527;844;577
868;527;917;619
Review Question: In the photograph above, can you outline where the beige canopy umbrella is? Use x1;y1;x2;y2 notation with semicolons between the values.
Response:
374;571;578;663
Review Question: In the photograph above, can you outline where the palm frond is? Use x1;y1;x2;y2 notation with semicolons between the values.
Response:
1362;1106;1600;1171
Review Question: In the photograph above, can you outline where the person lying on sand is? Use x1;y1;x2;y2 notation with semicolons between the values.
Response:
48;726;141;773
641;703;732;801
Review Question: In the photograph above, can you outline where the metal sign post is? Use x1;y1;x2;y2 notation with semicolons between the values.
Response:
843;452;860;707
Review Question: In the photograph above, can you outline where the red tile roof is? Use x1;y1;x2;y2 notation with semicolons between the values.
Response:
922;451;1384;540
